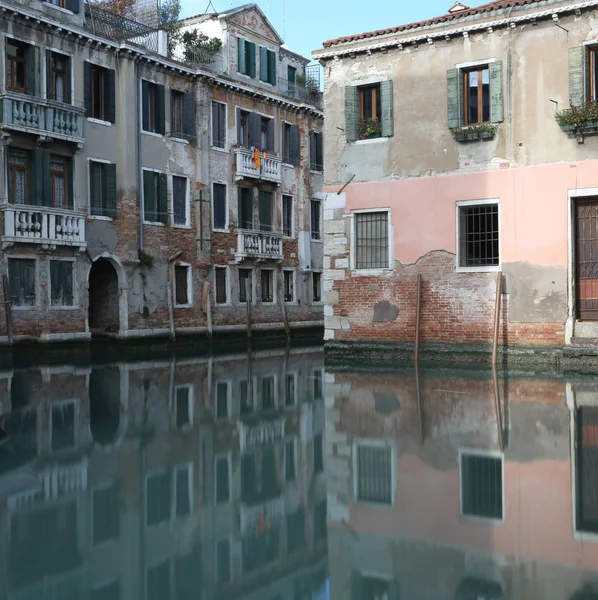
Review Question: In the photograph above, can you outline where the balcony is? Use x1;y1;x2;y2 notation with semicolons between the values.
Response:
1;90;85;145
240;494;285;533
236;230;283;261
239;417;285;452
2;205;87;251
234;146;282;184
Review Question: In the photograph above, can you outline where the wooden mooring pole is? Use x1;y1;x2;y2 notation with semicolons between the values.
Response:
3;275;13;345
414;274;423;365
491;272;503;366
492;365;504;453
246;277;252;341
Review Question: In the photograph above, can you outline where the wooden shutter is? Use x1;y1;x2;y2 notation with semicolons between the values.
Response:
289;124;300;166
156;84;165;135
182;91;196;139
141;80;150;132
213;183;226;229
569;46;587;107
27;45;40;97
246;42;256;77
266;119;275;152
344;85;359;142
316;133;323;170
45;50;52;100
83;62;91;117
64;56;72;105
211;101;219;144
105;68;116;124
143;170;155;221
447;68;462;128
309;131;316;170
42;152;51;207
489;60;504;123
237;38;246;74
380;79;394;137
248;112;261;147
159;173;168;224
29;150;42;206
259;47;268;82
66;158;73;209
267;50;276;86
259;191;272;232
105;163;117;217
65;0;79;13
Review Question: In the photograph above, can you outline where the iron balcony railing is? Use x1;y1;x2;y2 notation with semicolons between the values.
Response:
278;78;322;107
238;417;285;451
171;45;225;74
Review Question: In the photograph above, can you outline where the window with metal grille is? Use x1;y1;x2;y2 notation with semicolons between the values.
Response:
51;401;75;450
312;272;321;303
285;438;296;481
174;265;190;306
239;268;252;303
93;485;119;545
356;445;392;505
458;203;499;268
314;433;323;473
262;376;275;409
172;175;187;226
283;270;294;302
50;260;74;307
261;269;273;303
215;456;230;504
215;267;227;304
175;385;191;429
285;373;295;406
8;258;36;307
146;471;171;526
282;194;293;236
175;464;191;517
355;212;389;270
216;381;228;418
212;101;226;148
460;453;503;520
213;182;227;230
311;199;321;240
216;538;231;584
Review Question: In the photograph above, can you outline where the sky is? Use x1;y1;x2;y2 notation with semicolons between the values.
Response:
179;0;457;60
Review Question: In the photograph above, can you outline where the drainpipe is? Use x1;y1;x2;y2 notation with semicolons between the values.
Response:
167;250;182;341
136;59;144;251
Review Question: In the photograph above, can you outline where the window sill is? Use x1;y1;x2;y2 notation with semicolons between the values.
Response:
88;215;114;222
212;228;230;234
50;305;80;311
456;265;501;274
352;137;388;146
173;223;191;230
44;3;75;15
170;136;190;145
143;221;165;227
282;162;298;169
311;237;323;243
282;234;295;240
215;302;232;307
312;301;323;306
310;169;324;175
175;303;193;309
452;128;496;143
142;130;164;139
87;118;112;127
12;306;39;311
211;145;228;153
350;268;393;276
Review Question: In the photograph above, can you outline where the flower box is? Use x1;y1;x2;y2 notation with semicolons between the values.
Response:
453;128;496;142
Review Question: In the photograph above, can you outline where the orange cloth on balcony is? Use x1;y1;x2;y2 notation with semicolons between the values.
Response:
253;148;260;168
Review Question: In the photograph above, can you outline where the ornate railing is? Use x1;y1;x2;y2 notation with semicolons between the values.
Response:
172;45;225;74
234;146;282;184
239;418;285;451
240;495;285;533
236;230;283;261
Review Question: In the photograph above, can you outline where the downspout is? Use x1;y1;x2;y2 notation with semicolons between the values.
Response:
136;59;144;251
167;250;182;341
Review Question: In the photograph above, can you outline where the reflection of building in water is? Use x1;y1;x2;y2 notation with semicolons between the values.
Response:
0;347;327;600
325;369;598;599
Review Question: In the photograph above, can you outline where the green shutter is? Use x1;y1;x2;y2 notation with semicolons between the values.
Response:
66;158;73;209
105;163;117;218
259;191;272;232
267;50;276;86
83;61;91;117
380;79;393;137
27;45;40;97
569;46;586;107
489;60;504;123
29;150;41;206
238;38;246;74
259;46;268;82
159;173;168;224
45;50;52;100
141;80;150;132
156;84;165;135
64;56;72;105
42;152;51;207
344;85;359;142
246;42;256;78
105;68;116;123
447;68;461;129
143;170;156;221
65;0;79;13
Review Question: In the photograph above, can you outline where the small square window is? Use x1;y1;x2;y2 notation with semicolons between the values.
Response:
460;453;503;520
458;203;499;269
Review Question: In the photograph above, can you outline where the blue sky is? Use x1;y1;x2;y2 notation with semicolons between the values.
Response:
180;0;456;60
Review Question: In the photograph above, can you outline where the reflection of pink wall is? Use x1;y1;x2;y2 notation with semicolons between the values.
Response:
349;454;598;569
325;161;598;266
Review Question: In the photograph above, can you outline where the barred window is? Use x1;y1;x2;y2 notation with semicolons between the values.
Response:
458;203;500;268
214;267;227;304
355;212;389;270
356;445;392;505
261;269;273;303
283;270;294;302
50;260;74;306
311;199;321;240
460;453;503;520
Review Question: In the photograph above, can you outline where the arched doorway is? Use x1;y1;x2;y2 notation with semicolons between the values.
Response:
89;258;120;334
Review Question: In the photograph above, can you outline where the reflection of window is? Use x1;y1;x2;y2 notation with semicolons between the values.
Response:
356;444;392;505
285;373;295;406
464;66;490;125
240;380;251;414
90;580;120;600
146;471;171;526
351;573;399;600
313;369;323;401
460;452;503;520
175;464;192;517
242;524;280;574
93;485;119;545
175;385;192;429
314;433;323;473
147;562;170;600
285;438;296;481
313;498;327;542
215;456;230;504
216;381;229;418
577;407;598;533
51;401;75;450
286;508;304;553
216;538;231;584
262;376;275;409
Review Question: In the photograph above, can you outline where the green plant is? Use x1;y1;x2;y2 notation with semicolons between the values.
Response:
138;249;154;270
555;101;598;129
359;118;381;140
450;122;498;138
182;30;223;61
296;74;307;88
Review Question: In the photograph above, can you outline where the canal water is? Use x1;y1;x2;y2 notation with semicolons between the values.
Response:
0;344;596;599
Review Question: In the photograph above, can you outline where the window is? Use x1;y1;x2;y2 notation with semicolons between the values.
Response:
261;269;273;303
460;453;503;520
284;373;295;406
237;110;273;149
141;80;165;134
213;183;227;230
238;187;253;229
216;539;231;584
215;456;230;503
262;376;275;410
91;581;120;600
175;385;192;429
93;485;119;544
282;195;293;237
360;84;381;122
309;132;323;171
6;39;28;93
50;260;74;307
239;268;252;303
282;123;300;166
216;381;229;418
51;402;75;450
8;150;28;205
175;464;192;518
174;264;191;306
259;190;273;232
171;90;183;137
46;0;79;10
50;157;67;208
590;48;598;103
345;81;393;142
215;267;228;304
48;51;70;104
314;433;323;473
259;47;277;85
146;471;171;526
260;116;275;151
464;67;490;125
356;445;392;505
240;380;251;414
457;202;500;269
212;101;226;148
313;499;327;542
310;199;321;240
313;369;323;400
312;272;321;303
143;170;167;224
89;161;117;217
85;62;115;123
285;438;296;482
237;38;256;77
8;258;36;307
170;89;195;139
287;65;296;88
238;109;249;146
172;175;188;226
354;211;390;270
283;270;294;303
147;562;169;600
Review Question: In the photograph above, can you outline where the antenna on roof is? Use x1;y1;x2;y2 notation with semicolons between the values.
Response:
204;0;216;12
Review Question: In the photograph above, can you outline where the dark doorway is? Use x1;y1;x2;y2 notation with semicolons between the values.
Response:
575;198;598;320
89;259;120;333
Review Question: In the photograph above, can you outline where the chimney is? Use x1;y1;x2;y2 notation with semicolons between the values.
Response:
447;1;470;13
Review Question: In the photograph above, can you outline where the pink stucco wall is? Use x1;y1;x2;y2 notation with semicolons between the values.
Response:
326;160;598;267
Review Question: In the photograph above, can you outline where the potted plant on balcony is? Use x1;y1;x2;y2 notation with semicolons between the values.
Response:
450;122;498;142
556;101;598;136
359;118;382;140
